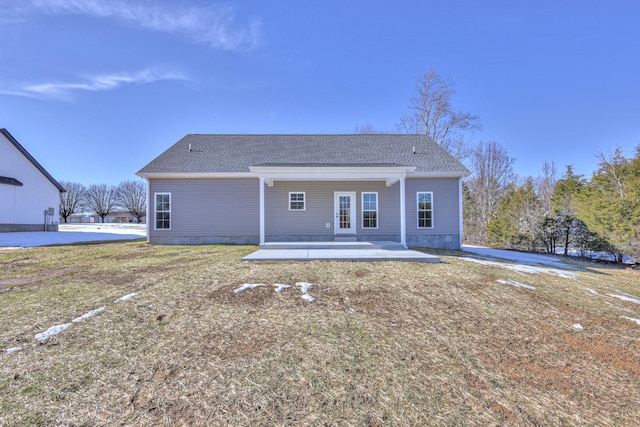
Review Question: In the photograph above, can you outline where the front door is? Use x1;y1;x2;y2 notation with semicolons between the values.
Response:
334;192;356;234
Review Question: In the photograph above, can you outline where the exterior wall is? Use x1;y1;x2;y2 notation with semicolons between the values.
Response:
146;176;463;250
0;134;60;232
405;177;461;250
265;181;400;242
147;178;259;244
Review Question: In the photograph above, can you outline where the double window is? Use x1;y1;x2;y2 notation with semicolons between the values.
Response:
362;192;378;229
417;192;433;228
289;192;305;211
155;193;171;230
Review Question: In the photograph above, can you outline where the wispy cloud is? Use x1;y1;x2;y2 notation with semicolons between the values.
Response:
2;69;188;100
28;0;260;50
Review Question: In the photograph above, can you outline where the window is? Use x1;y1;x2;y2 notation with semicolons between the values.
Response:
362;192;378;228
155;193;171;230
417;192;433;228
289;192;305;211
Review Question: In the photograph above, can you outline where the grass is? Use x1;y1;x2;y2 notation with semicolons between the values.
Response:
1;242;639;426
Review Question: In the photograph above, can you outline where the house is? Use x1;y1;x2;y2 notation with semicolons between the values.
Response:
0;129;65;232
136;134;470;249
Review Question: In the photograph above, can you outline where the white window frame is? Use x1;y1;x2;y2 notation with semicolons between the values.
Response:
289;192;306;211
361;192;378;229
154;192;171;230
417;192;434;229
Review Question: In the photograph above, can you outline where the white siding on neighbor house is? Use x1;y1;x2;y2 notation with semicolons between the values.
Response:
148;178;259;242
265;181;400;239
0;133;60;226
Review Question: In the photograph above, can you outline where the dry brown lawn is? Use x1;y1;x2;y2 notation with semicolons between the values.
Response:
1;242;639;426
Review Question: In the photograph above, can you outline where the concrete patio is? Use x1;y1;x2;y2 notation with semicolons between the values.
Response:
242;241;440;262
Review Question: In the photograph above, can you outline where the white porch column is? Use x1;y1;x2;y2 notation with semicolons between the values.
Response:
400;174;407;248
259;176;265;245
458;177;464;249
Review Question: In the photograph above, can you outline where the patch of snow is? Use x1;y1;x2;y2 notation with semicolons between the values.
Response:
296;282;316;302
584;288;601;296
273;284;292;293
460;257;577;279
607;294;640;305
115;292;138;302
234;283;266;294
572;323;584;331
35;323;71;341
301;293;316;302
496;279;536;291
621;316;640;326
72;306;106;322
605;301;636;313
296;282;314;293
0;224;145;249
6;347;22;354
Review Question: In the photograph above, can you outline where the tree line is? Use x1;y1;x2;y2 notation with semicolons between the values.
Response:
359;68;640;263
59;180;146;223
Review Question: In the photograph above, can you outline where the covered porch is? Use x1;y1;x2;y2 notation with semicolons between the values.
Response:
250;164;416;248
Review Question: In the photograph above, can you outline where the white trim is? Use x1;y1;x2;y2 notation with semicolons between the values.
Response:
154;192;171;231
400;176;406;247
361;192;378;229
288;192;306;211
137;172;255;179
145;178;150;243
334;191;356;234
416;191;434;229
459;178;463;248
259;177;265;245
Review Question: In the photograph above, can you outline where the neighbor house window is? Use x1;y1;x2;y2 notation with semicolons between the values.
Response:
362;192;378;228
417;192;433;228
289;192;305;211
155;193;171;230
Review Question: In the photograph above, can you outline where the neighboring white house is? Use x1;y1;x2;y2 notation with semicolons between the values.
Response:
0;129;65;232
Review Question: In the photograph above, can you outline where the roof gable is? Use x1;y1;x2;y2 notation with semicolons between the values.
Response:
137;134;470;177
0;129;66;192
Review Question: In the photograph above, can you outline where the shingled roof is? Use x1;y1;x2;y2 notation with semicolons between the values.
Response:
137;134;470;176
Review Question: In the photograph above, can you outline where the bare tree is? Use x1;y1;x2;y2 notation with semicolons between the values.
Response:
535;160;557;215
58;181;86;223
86;184;117;223
464;141;517;244
116;180;147;223
398;68;481;157
354;124;387;134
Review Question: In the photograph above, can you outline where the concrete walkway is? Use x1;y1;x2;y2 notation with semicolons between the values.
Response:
242;241;440;262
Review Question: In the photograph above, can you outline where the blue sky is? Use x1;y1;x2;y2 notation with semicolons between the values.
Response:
1;0;639;185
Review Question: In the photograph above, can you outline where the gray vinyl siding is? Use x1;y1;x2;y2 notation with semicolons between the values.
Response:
405;177;461;249
265;181;400;241
148;178;259;244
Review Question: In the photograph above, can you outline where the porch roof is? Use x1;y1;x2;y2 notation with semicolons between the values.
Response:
249;164;416;187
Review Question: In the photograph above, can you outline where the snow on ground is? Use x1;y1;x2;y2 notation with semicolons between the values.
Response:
115;292;139;302
459;256;578;279
607;294;640;305
235;282;316;302
0;223;146;249
6;347;22;354
35;323;72;341
72;307;106;323
573;323;584;331
621;316;640;326
273;284;292;293
462;245;571;269
234;283;266;293
496;279;536;291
